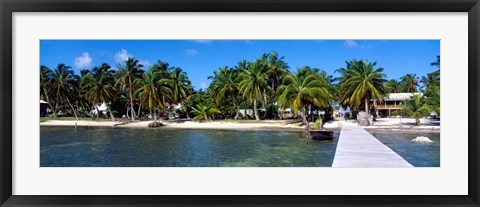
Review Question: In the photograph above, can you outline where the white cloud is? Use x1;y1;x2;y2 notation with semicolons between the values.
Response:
344;40;359;48
200;82;207;89
74;52;92;68
114;49;133;63
192;40;212;44
343;40;375;49
184;49;199;56
113;49;150;66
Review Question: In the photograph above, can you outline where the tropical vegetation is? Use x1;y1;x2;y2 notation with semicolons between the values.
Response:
401;95;433;126
40;52;440;127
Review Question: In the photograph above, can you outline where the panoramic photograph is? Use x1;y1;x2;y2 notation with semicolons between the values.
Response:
40;40;440;167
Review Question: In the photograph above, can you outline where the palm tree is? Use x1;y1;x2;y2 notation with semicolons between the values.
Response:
318;70;337;120
208;66;241;119
135;67;171;124
191;101;221;121
169;67;192;103
430;55;440;68
234;60;249;118
297;66;320;80
262;51;289;117
149;60;174;117
168;67;192;118
401;95;431;126
150;60;171;78
51;64;79;120
336;60;386;124
421;70;440;92
116;57;144;121
385;79;402;93
81;63;117;121
237;60;269;120
400;73;419;93
277;71;331;128
40;65;55;114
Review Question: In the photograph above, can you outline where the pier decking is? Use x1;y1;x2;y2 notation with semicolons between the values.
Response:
332;125;413;167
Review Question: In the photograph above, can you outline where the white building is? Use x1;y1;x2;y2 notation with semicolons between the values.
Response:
91;102;108;116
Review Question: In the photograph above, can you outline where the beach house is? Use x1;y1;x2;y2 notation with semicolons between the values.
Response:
40;100;49;117
91;102;108;116
375;93;422;117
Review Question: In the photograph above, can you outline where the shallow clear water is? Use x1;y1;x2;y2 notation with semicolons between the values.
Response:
40;126;339;167
369;130;440;167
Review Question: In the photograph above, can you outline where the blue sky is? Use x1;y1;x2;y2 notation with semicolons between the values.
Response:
40;40;440;91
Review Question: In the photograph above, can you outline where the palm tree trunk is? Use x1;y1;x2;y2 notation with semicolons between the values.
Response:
54;102;59;117
271;81;275;118
129;77;135;121
416;118;420;126
364;96;369;115
153;105;157;123
137;103;142;119
107;105;115;122
262;90;267;119
253;99;259;120
302;107;309;130
66;98;78;120
364;96;371;125
162;95;166;119
373;100;380;117
162;95;166;108
234;102;240;120
42;86;54;114
181;98;190;119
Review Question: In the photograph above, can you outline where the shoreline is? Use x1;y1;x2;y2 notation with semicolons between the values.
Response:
40;120;307;131
40;118;440;132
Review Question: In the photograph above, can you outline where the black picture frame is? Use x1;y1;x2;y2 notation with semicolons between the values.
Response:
1;0;479;206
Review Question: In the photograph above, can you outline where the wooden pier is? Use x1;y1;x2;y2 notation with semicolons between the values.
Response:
332;125;413;167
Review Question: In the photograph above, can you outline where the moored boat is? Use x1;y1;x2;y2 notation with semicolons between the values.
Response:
309;130;334;141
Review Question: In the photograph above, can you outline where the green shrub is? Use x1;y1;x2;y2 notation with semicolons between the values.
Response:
314;119;322;129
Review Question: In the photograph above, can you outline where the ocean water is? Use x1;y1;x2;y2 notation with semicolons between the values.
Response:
40;126;440;167
40;126;339;167
369;130;440;167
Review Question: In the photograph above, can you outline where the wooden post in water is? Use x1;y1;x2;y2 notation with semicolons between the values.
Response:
75;122;77;131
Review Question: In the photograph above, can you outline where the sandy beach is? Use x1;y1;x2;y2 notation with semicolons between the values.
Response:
40;119;306;130
40;117;440;132
323;118;440;131
40;120;124;127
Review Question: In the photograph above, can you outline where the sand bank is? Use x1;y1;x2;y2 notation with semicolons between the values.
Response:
323;117;440;131
40;117;439;131
164;120;304;130
40;120;123;127
40;119;306;130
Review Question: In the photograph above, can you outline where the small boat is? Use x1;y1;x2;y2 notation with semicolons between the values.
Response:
309;130;334;141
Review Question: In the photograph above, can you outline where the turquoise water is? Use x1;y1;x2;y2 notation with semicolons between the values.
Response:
40;127;440;167
369;130;440;167
40;127;339;167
